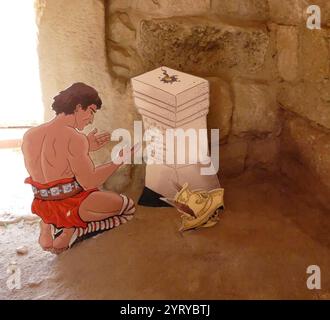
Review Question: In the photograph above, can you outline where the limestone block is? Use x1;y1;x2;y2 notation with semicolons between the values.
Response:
300;28;329;82
270;0;330;26
109;12;136;45
112;65;131;78
212;0;269;21
281;116;330;191
37;0;112;121
109;0;211;16
277;26;299;81
138;18;270;78
206;77;233;142
268;0;305;25
278;81;330;129
232;82;279;137
109;47;144;79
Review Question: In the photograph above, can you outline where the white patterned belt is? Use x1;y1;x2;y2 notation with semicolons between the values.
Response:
31;181;82;199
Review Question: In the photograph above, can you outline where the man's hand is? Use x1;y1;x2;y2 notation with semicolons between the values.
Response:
87;128;110;152
115;142;141;165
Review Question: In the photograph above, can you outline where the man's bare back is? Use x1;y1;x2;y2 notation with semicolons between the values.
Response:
22;83;137;254
22;121;76;184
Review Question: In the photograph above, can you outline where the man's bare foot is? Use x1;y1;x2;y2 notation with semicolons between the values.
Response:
52;228;75;254
39;222;53;252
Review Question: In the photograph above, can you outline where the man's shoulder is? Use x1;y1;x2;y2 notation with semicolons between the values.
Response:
22;124;45;142
65;127;86;141
67;128;88;152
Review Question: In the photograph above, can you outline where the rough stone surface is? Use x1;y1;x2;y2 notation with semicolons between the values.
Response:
269;0;330;26
206;77;233;142
278;81;330;130
212;0;270;21
281;115;330;196
109;46;144;79
138;18;270;78
247;137;279;170
219;137;248;177
16;246;28;255
300;28;330;82
232;82;279;137
277;26;299;82
109;0;211;16
268;0;305;25
37;0;111;122
109;12;136;46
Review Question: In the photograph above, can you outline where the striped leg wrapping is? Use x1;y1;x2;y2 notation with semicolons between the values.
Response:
69;194;136;248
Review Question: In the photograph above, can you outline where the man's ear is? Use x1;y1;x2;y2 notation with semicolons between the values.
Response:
74;104;82;113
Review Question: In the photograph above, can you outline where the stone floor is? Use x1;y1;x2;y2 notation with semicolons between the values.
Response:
1;167;329;299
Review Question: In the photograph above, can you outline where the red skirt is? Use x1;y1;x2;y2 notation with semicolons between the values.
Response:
25;177;98;229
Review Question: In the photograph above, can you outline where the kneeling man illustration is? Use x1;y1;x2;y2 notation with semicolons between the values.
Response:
22;83;138;254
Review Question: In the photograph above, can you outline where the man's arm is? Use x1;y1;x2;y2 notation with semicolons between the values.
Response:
68;132;121;190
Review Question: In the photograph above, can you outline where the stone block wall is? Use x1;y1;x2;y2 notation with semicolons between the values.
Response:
273;1;330;205
107;0;281;179
35;0;330;201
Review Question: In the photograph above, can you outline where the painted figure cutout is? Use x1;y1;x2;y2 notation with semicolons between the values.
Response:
131;66;221;206
21;83;138;254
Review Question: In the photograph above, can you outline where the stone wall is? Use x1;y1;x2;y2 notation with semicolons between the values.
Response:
274;0;330;206
36;0;330;200
107;0;282;179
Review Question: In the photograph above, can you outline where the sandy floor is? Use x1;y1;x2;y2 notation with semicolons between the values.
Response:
0;163;329;300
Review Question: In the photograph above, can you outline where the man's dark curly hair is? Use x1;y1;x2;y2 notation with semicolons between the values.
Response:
52;82;102;115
